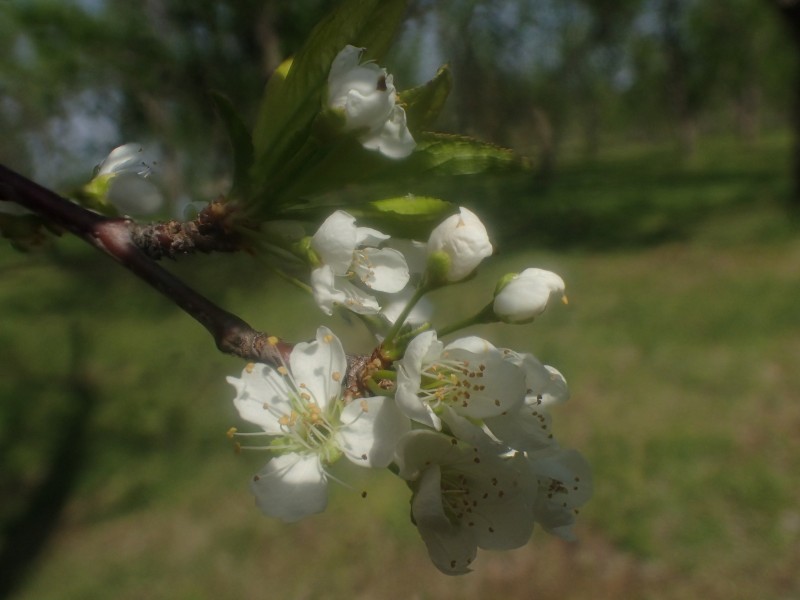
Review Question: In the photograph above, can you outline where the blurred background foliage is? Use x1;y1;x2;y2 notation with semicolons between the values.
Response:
2;0;800;598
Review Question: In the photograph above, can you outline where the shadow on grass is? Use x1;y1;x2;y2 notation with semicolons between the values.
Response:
0;329;96;600
435;137;799;251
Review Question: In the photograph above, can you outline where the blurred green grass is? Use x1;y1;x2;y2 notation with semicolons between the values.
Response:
2;133;800;599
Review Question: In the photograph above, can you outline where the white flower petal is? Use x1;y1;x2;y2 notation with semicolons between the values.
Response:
355;226;390;247
310;266;381;316
106;172;163;216
289;326;347;411
343;85;395;130
96;142;155;176
530;447;593;509
440;345;527;419
360;105;416;159
337;396;410;467
250;453;328;522
396;331;444;429
328;46;395;131
353;247;409;292
443;335;497;355
227;364;292;434
412;465;477;575
311;211;358;274
310;265;340;316
397;430;537;575
483;405;555;453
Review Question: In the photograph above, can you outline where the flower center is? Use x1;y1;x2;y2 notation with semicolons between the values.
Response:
271;382;343;464
418;357;488;412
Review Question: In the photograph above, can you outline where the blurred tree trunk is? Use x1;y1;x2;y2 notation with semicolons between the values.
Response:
769;0;800;205
661;0;697;157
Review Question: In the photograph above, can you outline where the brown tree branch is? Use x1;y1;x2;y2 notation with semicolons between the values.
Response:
0;162;292;366
129;201;244;260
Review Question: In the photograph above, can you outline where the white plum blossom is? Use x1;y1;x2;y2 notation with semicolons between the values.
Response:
327;45;415;159
395;331;526;430
528;447;593;541
483;352;569;452
493;268;566;323
395;429;537;575
94;143;163;215
227;327;410;522
310;210;409;315
427;207;492;282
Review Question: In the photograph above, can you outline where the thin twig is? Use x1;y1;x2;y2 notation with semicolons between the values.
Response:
0;162;291;366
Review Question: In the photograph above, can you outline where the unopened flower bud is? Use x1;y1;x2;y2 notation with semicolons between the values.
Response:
426;207;492;283
493;268;565;323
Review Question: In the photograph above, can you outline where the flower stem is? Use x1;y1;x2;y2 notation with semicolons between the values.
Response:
383;283;432;345
435;302;497;338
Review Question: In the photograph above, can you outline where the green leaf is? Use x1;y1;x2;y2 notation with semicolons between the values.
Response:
251;0;408;190
399;64;453;131
272;132;531;204
210;91;254;198
349;196;454;238
408;133;532;175
367;195;452;217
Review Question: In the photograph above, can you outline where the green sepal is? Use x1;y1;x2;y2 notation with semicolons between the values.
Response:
250;0;408;191
210;91;254;199
493;272;518;296
399;64;452;131
425;250;452;287
75;174;118;216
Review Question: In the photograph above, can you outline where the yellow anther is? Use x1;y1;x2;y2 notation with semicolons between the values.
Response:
245;362;255;374
267;336;279;346
332;371;342;382
301;392;311;401
234;442;242;455
323;334;334;343
562;294;569;305
226;427;238;439
277;366;288;376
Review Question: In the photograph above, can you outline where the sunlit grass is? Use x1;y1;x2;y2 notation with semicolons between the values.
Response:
3;134;800;598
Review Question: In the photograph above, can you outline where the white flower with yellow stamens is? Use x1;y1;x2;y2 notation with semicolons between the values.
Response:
395;331;526;430
395;428;537;575
310;210;409;315
227;326;410;522
327;45;415;159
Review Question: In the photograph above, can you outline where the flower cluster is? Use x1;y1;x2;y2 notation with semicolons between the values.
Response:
327;45;415;159
227;207;590;575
